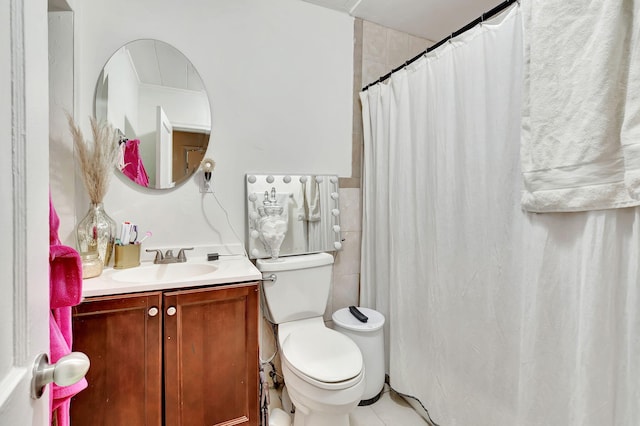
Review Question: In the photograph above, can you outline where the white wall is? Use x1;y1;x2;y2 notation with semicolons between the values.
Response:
103;47;140;136
137;83;212;186
60;0;354;251
138;83;211;132
49;11;76;244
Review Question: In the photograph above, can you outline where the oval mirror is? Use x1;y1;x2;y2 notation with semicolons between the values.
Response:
94;39;211;189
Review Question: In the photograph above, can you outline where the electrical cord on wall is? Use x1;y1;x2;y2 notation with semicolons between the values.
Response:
200;187;249;258
205;188;282;368
202;173;293;419
203;179;284;363
211;190;249;257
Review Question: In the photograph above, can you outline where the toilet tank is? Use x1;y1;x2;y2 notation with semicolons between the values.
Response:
257;253;334;324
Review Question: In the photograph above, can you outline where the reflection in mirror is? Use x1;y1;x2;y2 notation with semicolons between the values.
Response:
95;39;211;189
246;174;342;260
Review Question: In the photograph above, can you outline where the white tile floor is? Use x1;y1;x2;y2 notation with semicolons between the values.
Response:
270;384;432;426
349;385;432;426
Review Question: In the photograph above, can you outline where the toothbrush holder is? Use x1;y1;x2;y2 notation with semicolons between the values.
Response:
114;244;141;269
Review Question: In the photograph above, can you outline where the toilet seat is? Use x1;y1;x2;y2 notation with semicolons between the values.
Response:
281;327;363;390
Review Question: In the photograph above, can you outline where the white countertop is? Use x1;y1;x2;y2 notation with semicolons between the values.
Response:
81;255;262;298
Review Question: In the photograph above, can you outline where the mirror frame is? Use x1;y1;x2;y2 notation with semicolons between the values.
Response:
245;174;343;259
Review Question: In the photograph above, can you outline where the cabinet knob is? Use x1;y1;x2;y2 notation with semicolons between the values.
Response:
148;307;159;317
167;306;177;316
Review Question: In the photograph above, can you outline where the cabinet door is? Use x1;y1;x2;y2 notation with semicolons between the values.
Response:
71;292;163;426
164;283;259;426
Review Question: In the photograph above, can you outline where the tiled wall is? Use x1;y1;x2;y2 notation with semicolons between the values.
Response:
325;187;362;320
328;20;431;322
361;20;432;90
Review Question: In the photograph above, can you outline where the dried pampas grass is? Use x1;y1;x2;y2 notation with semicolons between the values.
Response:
68;115;119;204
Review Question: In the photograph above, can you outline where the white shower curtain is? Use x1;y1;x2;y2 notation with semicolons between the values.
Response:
360;5;640;426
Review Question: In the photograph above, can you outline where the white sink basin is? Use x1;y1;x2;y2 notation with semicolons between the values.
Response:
81;251;262;298
112;263;218;283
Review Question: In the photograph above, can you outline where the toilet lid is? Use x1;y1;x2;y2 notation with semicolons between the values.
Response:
281;328;362;383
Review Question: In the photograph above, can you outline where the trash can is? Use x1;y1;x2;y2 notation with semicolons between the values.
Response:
332;307;385;405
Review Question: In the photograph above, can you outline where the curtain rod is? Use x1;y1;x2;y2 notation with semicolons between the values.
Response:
361;0;519;91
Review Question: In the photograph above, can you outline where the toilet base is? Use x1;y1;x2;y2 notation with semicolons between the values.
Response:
281;358;364;426
293;410;350;426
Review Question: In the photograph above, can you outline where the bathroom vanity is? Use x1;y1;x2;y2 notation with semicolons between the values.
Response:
69;256;261;426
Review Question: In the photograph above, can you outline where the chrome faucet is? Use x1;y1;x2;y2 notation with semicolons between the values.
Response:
146;247;194;264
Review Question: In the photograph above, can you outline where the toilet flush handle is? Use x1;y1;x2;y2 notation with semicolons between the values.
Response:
261;274;277;284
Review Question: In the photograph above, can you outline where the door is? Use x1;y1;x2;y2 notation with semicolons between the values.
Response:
171;130;208;183
0;0;52;424
164;283;259;426
156;106;174;188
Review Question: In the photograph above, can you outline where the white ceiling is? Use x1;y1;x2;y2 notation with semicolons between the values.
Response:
126;40;204;92
302;0;504;41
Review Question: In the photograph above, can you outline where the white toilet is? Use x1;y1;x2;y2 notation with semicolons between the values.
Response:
257;253;365;426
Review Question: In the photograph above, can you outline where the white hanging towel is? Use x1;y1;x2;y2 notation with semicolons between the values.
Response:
521;0;640;212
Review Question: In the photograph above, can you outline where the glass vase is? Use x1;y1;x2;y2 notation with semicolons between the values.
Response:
76;202;116;267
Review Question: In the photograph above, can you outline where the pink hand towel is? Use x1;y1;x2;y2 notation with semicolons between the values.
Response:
122;139;150;187
49;194;87;426
50;244;83;309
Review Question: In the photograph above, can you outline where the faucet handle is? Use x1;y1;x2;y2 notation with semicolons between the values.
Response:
146;249;164;263
177;247;194;262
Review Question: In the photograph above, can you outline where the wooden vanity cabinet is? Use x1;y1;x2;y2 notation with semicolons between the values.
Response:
71;282;259;426
164;283;259;426
70;292;163;425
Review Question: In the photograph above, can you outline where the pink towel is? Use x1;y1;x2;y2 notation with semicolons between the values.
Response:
49;194;87;426
121;139;150;187
50;245;82;309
